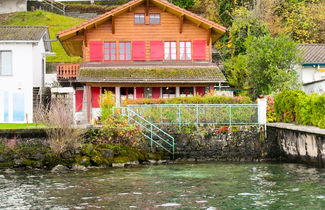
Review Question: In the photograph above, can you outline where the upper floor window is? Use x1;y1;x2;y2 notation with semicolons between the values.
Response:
149;14;160;24
164;41;176;60
104;42;116;61
0;51;12;76
119;42;131;60
180;41;191;60
134;14;145;24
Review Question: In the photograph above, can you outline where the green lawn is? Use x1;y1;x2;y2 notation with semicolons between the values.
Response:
0;10;86;63
0;123;46;129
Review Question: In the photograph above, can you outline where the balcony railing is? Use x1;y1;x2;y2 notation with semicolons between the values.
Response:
57;64;80;80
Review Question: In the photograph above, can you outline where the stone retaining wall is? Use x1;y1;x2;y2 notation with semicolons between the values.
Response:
158;125;271;161
267;123;325;167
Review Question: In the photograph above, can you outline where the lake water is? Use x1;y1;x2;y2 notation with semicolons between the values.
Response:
0;162;325;209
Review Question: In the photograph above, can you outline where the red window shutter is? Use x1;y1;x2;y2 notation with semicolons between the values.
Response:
196;87;205;96
75;90;84;112
91;87;100;108
136;87;144;99
153;87;160;98
89;41;103;61
132;41;146;60
150;41;164;60
193;40;206;60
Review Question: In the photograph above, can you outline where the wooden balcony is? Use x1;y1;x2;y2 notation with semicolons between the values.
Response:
57;64;80;80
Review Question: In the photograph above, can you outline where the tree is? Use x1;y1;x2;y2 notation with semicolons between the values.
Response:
245;34;301;95
170;0;194;9
218;7;269;59
224;54;250;92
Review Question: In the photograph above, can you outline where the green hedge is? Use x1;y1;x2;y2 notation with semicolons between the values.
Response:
124;95;252;105
274;90;325;128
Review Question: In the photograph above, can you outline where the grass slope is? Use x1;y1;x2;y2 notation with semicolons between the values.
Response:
0;10;86;63
0;124;45;129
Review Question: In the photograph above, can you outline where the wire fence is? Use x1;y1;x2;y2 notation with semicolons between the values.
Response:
123;104;259;127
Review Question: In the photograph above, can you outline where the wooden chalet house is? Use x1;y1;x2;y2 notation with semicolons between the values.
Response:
56;0;227;123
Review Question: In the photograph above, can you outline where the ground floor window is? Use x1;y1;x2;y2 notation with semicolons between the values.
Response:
121;87;134;101
101;87;115;94
0;91;25;123
180;87;194;97
162;87;176;98
144;87;153;98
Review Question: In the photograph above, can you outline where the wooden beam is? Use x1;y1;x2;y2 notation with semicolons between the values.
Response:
197;22;201;27
162;5;166;12
146;0;149;16
179;15;184;34
84;28;87;47
207;28;211;46
112;16;115;34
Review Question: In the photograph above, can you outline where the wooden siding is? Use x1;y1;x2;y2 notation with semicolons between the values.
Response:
81;4;211;62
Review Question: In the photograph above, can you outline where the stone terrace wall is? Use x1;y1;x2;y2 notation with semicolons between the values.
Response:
158;126;272;161
267;123;325;167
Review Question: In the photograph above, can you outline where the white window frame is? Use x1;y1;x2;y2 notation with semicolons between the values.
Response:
0;50;13;76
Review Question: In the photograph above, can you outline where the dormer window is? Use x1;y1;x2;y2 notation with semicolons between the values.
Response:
134;14;145;24
149;14;160;24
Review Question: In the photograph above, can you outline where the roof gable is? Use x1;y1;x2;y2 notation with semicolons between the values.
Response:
57;0;226;41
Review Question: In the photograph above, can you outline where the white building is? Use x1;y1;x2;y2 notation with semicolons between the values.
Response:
297;44;325;94
0;26;53;123
0;0;27;14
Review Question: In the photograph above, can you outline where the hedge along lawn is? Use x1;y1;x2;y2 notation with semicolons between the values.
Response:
0;124;46;129
0;10;86;63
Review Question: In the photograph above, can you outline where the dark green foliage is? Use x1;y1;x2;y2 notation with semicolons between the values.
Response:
65;4;118;14
245;34;301;95
169;0;194;9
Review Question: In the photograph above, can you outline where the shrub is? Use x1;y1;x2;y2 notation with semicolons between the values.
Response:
274;90;325;128
34;99;82;155
100;91;115;123
88;116;143;148
65;4;118;14
124;95;252;105
266;95;276;122
274;90;306;122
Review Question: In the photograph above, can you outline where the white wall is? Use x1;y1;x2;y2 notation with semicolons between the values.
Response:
0;0;27;14
297;65;325;84
32;37;46;87
303;81;325;95
0;43;33;123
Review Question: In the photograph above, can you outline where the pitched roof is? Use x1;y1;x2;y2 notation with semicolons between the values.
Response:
77;62;226;83
0;26;48;41
298;44;325;64
57;0;226;41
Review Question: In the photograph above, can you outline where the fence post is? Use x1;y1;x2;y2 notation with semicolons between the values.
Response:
257;97;267;125
150;124;153;151
196;104;199;126
229;104;232;127
178;104;181;130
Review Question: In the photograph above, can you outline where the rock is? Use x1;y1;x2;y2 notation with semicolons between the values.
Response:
112;163;125;167
157;160;168;164
76;156;91;167
148;160;157;164
71;164;88;171
51;165;69;173
4;168;15;174
100;149;114;158
125;161;139;166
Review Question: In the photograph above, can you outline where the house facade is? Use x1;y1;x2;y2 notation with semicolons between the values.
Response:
297;44;325;94
56;0;227;123
0;26;53;123
0;0;27;14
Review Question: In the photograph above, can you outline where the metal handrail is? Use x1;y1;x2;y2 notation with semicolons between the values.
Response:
42;0;66;15
120;108;175;157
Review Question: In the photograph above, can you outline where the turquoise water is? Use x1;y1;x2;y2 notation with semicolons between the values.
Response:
0;162;325;209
